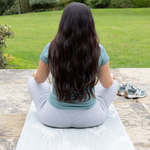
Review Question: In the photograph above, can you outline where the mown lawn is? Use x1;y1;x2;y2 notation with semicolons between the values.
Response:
0;8;150;69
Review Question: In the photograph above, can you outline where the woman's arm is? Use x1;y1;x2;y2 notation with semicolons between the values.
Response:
98;61;116;88
32;60;50;83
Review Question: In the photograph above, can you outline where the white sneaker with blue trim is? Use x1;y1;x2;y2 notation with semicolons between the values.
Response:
123;85;146;98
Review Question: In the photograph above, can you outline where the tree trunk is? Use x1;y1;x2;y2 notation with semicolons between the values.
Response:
17;0;21;14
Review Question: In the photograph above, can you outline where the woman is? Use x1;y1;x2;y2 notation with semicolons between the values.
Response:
27;2;119;128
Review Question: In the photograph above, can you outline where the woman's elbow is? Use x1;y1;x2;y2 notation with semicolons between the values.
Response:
34;76;45;83
102;80;114;88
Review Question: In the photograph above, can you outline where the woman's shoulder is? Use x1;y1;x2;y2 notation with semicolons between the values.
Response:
45;42;51;49
98;44;108;55
40;42;51;64
42;42;51;53
99;44;105;52
98;44;109;66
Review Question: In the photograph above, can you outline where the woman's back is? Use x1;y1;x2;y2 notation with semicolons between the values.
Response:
40;42;109;109
47;3;100;103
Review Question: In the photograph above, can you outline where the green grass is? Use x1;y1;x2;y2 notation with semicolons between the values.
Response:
0;8;150;69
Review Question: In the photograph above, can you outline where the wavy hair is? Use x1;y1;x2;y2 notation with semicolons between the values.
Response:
47;2;100;102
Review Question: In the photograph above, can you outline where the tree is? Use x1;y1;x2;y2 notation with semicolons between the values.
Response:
17;0;21;14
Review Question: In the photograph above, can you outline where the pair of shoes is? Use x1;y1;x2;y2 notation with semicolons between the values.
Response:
117;83;146;98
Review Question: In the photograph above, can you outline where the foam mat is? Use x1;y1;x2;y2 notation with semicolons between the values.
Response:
16;101;135;150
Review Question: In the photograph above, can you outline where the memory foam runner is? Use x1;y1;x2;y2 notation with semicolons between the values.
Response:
16;101;135;150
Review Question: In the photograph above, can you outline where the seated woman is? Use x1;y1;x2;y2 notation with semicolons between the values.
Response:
27;2;119;128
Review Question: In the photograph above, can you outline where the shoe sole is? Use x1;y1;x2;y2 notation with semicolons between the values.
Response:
123;91;146;98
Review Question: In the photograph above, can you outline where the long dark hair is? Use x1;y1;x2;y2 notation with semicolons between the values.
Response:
47;2;100;102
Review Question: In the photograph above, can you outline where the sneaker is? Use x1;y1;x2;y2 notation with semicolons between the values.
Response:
117;83;130;96
123;85;146;98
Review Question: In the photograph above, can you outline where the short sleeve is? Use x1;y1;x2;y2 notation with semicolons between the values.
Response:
40;43;50;64
98;44;109;66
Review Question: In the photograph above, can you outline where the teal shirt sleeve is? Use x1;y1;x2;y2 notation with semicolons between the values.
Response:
40;43;50;64
98;44;109;66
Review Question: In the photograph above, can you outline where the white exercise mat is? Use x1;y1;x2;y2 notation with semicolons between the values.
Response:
16;101;135;150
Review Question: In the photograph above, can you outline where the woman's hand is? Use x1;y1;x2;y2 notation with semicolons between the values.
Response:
111;73;117;80
32;71;36;77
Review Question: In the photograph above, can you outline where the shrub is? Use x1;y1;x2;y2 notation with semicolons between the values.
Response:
31;3;58;10
0;1;6;15
29;0;59;6
58;0;92;8
88;0;111;8
109;0;135;8
0;0;15;15
69;0;88;4
31;0;87;11
0;24;14;69
133;0;150;7
3;0;32;15
58;0;68;8
3;1;20;15
3;53;14;62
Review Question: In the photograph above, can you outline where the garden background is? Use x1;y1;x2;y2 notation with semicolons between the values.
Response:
0;0;150;69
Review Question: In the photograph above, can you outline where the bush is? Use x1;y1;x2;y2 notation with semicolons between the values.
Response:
0;0;15;15
109;0;135;8
58;0;89;9
3;0;33;15
3;53;14;62
88;0;111;8
29;0;59;6
0;1;6;15
3;1;20;15
69;0;88;4
31;3;58;10
0;24;14;69
31;0;87;11
133;0;150;7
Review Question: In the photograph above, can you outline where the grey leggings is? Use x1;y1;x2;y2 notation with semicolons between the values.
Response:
27;77;119;128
